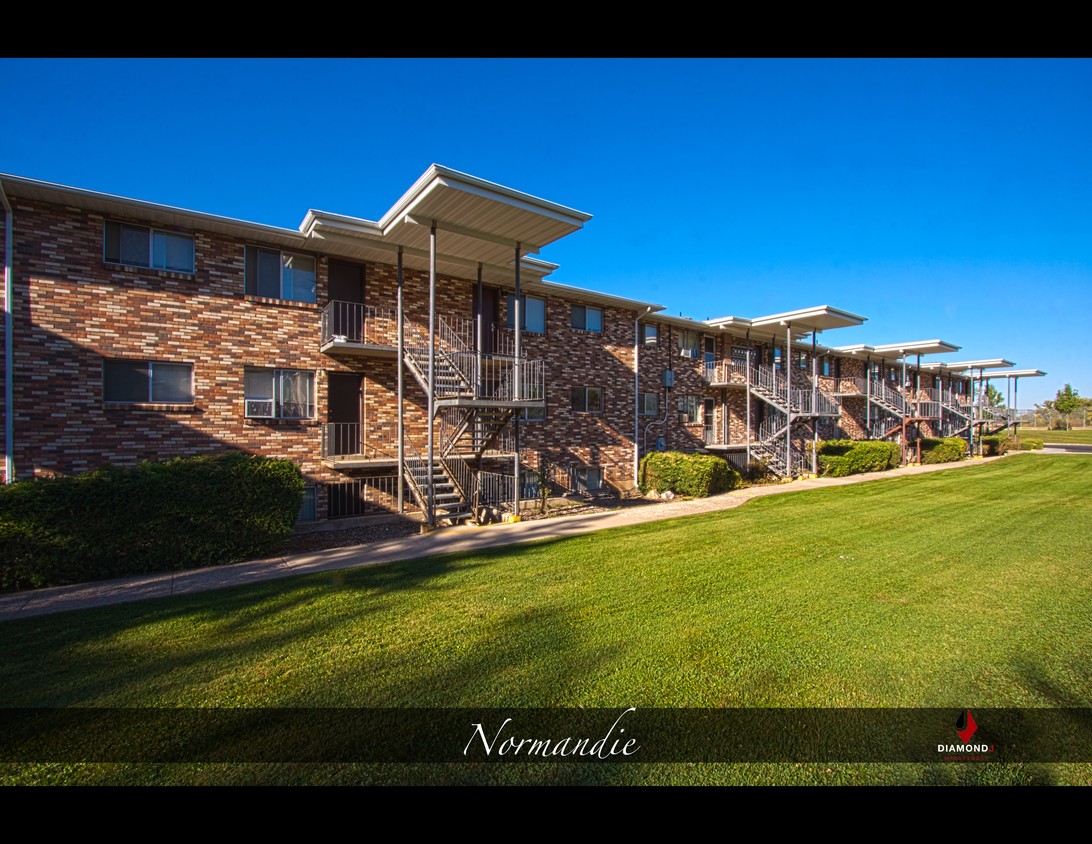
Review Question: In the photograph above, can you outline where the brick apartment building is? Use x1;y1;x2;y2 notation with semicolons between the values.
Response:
0;165;1030;526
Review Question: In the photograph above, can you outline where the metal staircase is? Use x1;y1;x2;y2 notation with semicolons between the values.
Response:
745;365;837;477
400;315;543;525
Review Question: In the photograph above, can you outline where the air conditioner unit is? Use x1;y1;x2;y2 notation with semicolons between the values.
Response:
245;400;275;418
679;348;696;359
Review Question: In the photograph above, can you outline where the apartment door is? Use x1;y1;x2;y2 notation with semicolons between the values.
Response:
473;286;500;354
704;336;716;375
329;260;365;341
327;372;363;456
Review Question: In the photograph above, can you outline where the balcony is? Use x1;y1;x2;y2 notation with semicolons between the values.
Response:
704;360;748;387
320;423;398;468
828;376;866;396
320;302;398;358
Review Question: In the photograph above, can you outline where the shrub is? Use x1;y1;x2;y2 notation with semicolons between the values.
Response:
919;436;967;464
639;451;741;498
981;435;1009;456
0;452;304;592
816;440;901;477
740;458;776;484
1018;438;1045;450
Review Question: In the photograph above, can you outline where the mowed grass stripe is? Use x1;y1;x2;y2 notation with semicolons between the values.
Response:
0;454;1088;715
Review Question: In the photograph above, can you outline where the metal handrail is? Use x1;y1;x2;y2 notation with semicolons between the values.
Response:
321;302;397;347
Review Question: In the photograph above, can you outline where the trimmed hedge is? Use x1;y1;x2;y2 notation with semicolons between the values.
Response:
0;452;304;592
639;451;741;498
1016;438;1045;450
981;435;1009;456
816;440;901;478
919;436;968;464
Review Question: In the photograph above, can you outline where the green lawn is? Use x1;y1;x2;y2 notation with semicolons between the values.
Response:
1015;427;1092;444
3;454;1091;785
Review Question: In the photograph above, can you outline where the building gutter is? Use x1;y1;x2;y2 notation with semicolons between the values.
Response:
1;180;12;484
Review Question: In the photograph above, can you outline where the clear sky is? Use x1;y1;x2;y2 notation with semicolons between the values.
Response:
3;58;1089;406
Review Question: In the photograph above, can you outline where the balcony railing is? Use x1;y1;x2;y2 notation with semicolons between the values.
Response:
704;360;748;385
321;423;397;460
321;302;398;348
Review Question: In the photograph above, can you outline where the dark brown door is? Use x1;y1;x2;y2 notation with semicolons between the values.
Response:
329;260;365;341
327;372;362;456
473;286;499;354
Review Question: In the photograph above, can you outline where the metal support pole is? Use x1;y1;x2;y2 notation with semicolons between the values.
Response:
2;184;13;484
396;247;404;514
785;322;792;477
1014;378;1020;438
426;225;437;527
811;331;818;475
745;330;752;463
476;263;483;398
513;242;521;516
865;354;871;436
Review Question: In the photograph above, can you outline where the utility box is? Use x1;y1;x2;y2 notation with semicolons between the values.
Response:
663;370;675;390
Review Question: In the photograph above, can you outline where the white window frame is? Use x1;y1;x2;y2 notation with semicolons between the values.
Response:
244;367;315;419
104;221;195;273
245;246;317;304
639;392;659;416
102;359;194;405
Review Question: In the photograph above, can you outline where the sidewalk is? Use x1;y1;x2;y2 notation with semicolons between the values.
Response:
0;455;1012;621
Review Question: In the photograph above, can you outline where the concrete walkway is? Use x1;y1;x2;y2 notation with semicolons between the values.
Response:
0;454;1020;621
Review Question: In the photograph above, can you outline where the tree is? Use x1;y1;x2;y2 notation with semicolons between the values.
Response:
985;384;1005;408
1054;384;1082;431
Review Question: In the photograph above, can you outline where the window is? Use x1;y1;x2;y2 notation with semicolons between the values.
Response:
639;392;659;416
678;395;700;424
821;357;832;376
297;487;317;522
571;386;604;413
244;368;315;419
571;466;603;493
677;329;701;357
245;247;316;303
103;359;193;404
796;351;809;370
505;294;546;333
104;222;194;273
571;304;602;332
643;324;659;345
519;406;545;422
774;346;784;372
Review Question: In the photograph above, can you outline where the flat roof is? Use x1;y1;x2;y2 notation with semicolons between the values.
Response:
746;305;867;332
938;359;1017;370
0;172;309;250
870;340;961;357
985;369;1047;378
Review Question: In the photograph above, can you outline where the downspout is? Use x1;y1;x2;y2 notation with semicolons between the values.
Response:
633;306;653;486
1;181;12;484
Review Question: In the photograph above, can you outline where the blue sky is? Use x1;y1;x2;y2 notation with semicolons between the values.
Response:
3;58;1089;405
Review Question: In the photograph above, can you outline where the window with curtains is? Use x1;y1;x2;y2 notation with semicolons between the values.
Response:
244;368;315;419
